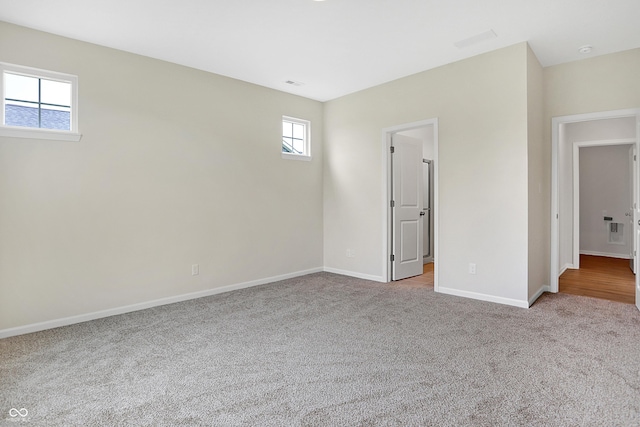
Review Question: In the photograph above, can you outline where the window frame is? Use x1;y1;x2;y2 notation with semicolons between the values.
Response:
0;62;81;141
282;115;311;161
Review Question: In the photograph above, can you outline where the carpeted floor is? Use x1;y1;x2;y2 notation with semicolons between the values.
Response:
1;272;640;426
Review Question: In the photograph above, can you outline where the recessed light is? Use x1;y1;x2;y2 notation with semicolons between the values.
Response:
578;45;593;54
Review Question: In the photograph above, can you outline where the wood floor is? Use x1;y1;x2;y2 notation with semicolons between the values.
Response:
395;262;434;287
559;255;636;304
397;256;636;305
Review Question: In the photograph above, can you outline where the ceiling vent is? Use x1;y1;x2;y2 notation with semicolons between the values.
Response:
578;45;593;54
454;30;497;49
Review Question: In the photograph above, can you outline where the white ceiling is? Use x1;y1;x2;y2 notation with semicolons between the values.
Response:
1;0;639;101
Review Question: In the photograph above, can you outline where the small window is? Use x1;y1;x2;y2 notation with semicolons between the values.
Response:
282;116;310;160
0;62;80;141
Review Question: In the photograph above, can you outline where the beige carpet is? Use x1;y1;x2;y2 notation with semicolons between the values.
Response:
2;272;640;426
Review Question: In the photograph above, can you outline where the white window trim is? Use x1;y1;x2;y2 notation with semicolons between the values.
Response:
282;115;311;160
0;62;81;141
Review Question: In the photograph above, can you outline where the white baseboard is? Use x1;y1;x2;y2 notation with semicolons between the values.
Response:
579;250;630;259
559;263;574;275
528;285;551;307
437;286;529;309
322;267;385;283
0;267;324;339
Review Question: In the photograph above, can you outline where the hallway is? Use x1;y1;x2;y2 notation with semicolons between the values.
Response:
559;255;635;304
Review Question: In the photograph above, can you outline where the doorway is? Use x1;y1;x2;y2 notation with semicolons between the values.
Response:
551;109;640;310
560;141;636;304
559;255;635;303
382;119;438;285
573;141;635;267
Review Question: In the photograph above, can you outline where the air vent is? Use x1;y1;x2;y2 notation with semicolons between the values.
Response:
454;30;497;49
578;45;593;54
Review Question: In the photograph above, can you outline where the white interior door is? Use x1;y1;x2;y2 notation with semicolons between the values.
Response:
392;134;423;280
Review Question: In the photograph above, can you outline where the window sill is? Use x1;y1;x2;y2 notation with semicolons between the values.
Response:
282;152;311;161
0;126;82;142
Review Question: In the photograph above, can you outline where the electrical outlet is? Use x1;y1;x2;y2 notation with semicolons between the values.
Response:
191;264;199;276
346;249;356;258
469;263;476;275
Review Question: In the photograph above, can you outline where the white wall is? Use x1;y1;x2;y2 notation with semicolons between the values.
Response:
0;22;324;332
579;145;632;258
558;118;636;268
527;45;548;301
324;43;531;306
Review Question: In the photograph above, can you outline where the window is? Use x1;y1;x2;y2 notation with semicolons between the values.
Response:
0;62;80;141
282;116;310;160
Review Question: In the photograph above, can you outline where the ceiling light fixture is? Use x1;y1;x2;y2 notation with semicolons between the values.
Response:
578;45;593;54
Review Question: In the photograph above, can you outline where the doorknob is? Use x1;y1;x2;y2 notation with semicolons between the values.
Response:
420;212;425;216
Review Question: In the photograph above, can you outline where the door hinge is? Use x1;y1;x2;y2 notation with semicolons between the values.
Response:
390;146;395;154
390;254;395;262
390;200;395;208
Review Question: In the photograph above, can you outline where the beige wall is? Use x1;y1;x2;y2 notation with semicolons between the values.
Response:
5;20;637;334
545;49;640;279
324;43;531;305
545;48;640;118
527;45;548;301
0;22;324;331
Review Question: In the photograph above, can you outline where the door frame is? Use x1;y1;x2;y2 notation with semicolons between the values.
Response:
551;108;640;293
572;139;636;269
382;118;439;286
423;159;434;264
